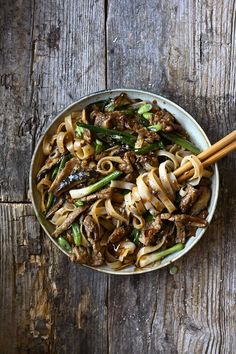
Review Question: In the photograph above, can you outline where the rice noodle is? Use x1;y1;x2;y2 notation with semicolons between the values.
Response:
97;156;123;175
181;155;203;186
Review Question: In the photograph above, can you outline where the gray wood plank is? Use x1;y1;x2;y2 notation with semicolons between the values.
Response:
0;203;108;354
106;1;236;353
0;0;106;202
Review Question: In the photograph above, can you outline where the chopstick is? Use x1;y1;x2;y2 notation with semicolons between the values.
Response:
173;130;236;183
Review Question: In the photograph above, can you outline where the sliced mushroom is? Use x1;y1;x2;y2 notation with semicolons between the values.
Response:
46;197;64;219
36;148;60;182
190;186;211;216
48;157;80;193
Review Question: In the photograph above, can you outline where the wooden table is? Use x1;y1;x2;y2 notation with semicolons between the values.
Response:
1;1;235;353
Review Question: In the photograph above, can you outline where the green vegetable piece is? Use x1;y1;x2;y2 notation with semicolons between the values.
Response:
130;228;140;245
142;112;153;120
75;125;84;138
74;200;84;207
77;123;136;147
58;154;71;174
51;165;59;181
138;103;152;115
95;139;104;154
135;141;163;155
148;123;163;132
145;213;154;222
105;102;115;112
70;170;122;199
71;222;81;246
139;243;184;268
46;192;54;211
58;236;72;252
160;132;201;155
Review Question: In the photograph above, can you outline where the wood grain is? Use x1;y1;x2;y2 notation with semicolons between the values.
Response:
0;0;106;202
106;0;236;353
0;204;108;354
0;0;236;353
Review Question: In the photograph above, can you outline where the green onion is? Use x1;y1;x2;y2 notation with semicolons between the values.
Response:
77;123;136;147
74;200;84;207
58;154;71;173
75;125;84;138
105;102;115;112
139;243;184;268
51;165;59;180
46;193;54;211
138;103;152;115
135;141;164;155
58;236;72;252
145;213;154;222
130;228;140;245
160;132;200;154
70;170;122;199
143;112;153;120
71;222;81;246
95;139;104;154
148;123;163;132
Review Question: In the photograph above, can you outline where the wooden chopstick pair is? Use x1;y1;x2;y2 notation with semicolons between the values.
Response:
174;130;236;183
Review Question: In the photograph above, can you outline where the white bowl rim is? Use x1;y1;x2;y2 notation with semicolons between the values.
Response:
29;88;219;275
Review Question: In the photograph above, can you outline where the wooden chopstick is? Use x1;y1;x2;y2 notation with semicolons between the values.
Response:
177;140;236;183
174;130;236;178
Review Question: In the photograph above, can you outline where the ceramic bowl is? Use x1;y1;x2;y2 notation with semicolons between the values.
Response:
30;89;219;275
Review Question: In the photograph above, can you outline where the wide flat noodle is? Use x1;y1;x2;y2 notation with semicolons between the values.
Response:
97;156;123;175
181;155;203;186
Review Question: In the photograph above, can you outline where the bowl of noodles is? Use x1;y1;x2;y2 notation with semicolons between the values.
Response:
30;89;219;275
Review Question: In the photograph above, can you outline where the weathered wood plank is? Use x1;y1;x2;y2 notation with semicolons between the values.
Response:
0;0;106;202
107;1;236;353
0;203;108;354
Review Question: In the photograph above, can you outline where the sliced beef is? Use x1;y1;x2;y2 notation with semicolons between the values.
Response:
108;225;132;244
190;186;211;216
80;187;113;203
139;216;163;246
160;213;208;228
151;108;182;132
53;205;89;236
136;152;159;171
179;184;200;213
70;245;104;266
175;222;186;243
119;151;136;174
83;215;100;241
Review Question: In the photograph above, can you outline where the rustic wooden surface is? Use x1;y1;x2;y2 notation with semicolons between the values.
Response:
0;0;235;353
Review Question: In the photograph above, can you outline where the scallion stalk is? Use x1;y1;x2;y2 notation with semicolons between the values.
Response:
71;222;81;246
70;170;122;199
160;132;200;154
58;236;72;252
139;243;184;268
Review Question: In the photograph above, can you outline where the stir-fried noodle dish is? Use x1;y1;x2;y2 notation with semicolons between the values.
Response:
36;93;212;269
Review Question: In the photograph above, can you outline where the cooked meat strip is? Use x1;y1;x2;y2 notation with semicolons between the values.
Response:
136;152;159;171
80;187;112;203
160;213;208;227
83;215;100;241
139;216;163;246
151;108;182;132
53;205;89;236
190;186;211;216
119;151;136;174
124;170;139;183
36;148;61;182
185;225;197;238
70;245;104;266
46;197;64;219
179;184;200;213
136;128;160;143
108;225;132;244
175;222;186;243
49;157;80;193
83;215;105;264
